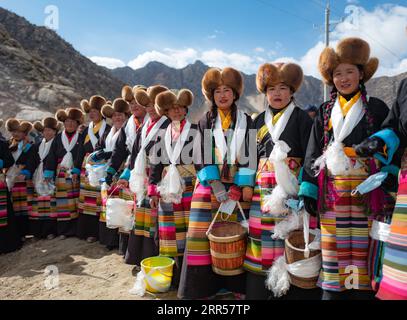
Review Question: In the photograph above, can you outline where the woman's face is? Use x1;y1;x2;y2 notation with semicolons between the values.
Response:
89;108;102;123
266;83;293;110
112;112;127;130
146;103;160;121
43;127;56;141
214;85;235;111
64;118;79;133
11;130;25;141
130;101;146;119
333;63;363;96
167;105;187;122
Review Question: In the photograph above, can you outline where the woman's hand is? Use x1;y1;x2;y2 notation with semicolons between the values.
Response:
242;187;254;202
117;179;129;189
150;196;159;209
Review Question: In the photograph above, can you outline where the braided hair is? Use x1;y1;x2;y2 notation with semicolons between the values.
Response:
322;86;338;149
359;82;375;137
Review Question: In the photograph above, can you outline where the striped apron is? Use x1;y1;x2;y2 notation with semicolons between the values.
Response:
55;164;80;221
377;150;407;300
244;157;317;275
318;157;386;292
158;164;196;257
0;175;7;227
185;165;251;267
78;155;103;217
11;175;33;218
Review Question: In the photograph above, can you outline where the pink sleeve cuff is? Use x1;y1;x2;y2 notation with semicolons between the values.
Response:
148;184;159;197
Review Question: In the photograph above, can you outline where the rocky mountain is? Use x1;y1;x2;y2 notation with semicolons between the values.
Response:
0;7;123;122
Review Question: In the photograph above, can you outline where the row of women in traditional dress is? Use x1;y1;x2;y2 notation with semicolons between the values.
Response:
1;36;406;301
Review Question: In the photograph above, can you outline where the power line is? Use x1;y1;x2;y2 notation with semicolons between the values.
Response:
255;0;315;25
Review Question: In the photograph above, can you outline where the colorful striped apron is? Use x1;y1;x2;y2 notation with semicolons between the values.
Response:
0;176;8;227
185;165;251;267
318;157;384;292
55;165;79;221
377;150;407;300
78;155;103;217
11;176;33;218
244;157;317;275
158;164;196;257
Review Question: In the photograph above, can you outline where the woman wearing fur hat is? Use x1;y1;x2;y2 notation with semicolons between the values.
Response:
300;37;397;300
116;85;170;266
0;120;22;254
89;98;130;250
105;85;148;256
24;118;61;240
353;78;407;300
44;108;84;238
178;67;256;300
243;63;318;300
147;89;198;287
74;96;111;243
5;119;34;240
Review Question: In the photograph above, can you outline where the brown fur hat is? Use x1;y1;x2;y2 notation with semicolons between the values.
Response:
34;117;59;132
81;95;106;113
121;85;147;103
155;89;194;116
135;85;169;108
6;118;33;134
102;98;130;118
256;62;304;94
202;67;244;102
319;37;379;86
55;108;84;124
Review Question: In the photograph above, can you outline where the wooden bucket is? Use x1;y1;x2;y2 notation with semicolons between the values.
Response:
285;230;321;289
207;221;247;276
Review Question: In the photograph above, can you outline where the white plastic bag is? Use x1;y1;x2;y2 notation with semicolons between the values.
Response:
86;163;107;187
157;165;185;204
6;165;21;191
33;163;55;196
106;198;134;231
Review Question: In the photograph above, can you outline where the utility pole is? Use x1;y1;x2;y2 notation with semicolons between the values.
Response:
324;1;330;101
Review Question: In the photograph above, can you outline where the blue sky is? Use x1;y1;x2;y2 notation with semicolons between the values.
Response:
1;0;407;76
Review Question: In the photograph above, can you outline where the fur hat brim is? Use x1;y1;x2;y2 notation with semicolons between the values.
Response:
155;89;194;116
135;85;168;108
319;37;379;86
102;99;130;118
56;108;84;124
256;62;303;93
202;67;244;102
6;118;21;132
82;95;106;113
43;117;59;130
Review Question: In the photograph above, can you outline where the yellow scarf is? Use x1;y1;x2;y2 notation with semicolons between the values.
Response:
84;121;103;144
271;106;288;126
329;91;361;131
219;109;232;131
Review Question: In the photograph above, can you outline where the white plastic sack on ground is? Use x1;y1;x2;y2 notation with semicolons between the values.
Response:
86;163;107;187
157;165;185;204
6;165;21;191
129;270;147;297
106;198;134;231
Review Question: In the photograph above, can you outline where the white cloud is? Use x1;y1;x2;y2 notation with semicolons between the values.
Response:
91;5;407;78
89;56;125;69
271;4;407;78
128;48;198;70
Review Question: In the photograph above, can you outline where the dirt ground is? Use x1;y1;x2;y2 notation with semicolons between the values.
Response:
0;237;178;300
